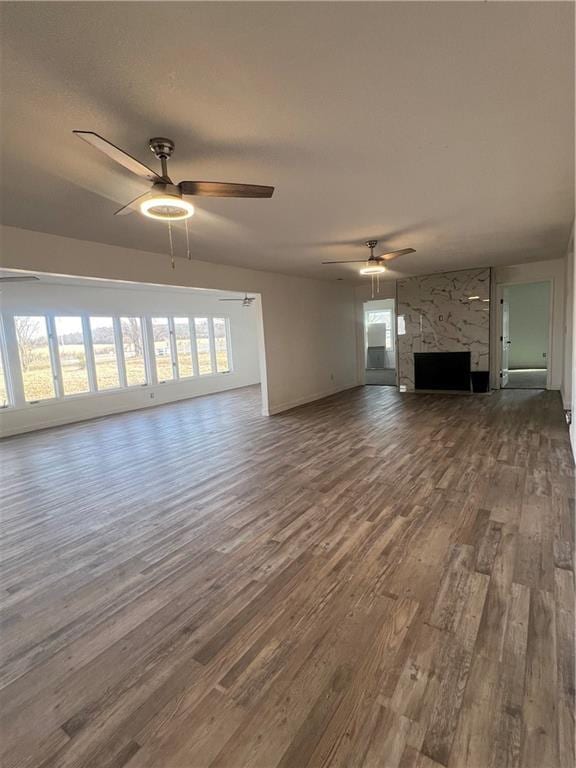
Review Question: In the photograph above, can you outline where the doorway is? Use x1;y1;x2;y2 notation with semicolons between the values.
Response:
364;299;396;386
501;281;550;389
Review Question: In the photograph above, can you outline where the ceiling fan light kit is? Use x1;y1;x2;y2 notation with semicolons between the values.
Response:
140;188;195;221
360;264;386;275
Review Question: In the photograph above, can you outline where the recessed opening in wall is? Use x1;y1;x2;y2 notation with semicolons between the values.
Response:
0;269;267;435
363;298;397;387
500;281;551;390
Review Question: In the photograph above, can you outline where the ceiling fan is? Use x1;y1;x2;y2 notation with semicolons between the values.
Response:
73;131;275;220
219;293;255;308
322;240;415;274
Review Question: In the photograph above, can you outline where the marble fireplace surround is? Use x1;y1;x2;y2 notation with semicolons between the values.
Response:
396;267;491;391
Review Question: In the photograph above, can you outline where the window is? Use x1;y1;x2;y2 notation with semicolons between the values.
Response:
194;318;213;375
0;344;9;408
5;310;233;409
15;315;56;401
120;317;147;386
55;317;90;396
174;318;194;378
213;318;231;373
151;317;174;382
90;317;120;390
365;309;394;350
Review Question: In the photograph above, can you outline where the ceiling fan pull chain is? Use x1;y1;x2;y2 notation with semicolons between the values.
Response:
167;218;175;269
185;218;191;260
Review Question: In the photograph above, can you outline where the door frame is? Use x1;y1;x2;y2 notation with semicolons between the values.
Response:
495;279;553;390
362;298;399;388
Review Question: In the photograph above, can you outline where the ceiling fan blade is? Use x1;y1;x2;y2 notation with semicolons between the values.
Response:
0;275;40;282
218;298;243;301
380;248;416;261
179;181;274;198
73;131;162;183
113;192;151;216
321;260;374;264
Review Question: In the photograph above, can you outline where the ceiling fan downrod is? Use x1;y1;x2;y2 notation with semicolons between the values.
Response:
149;137;175;181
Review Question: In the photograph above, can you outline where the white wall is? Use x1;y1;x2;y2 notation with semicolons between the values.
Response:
563;225;574;414
504;282;550;369
1;226;359;419
562;224;575;453
492;258;566;391
0;281;261;436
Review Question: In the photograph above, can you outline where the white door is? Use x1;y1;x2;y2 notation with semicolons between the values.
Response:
501;297;510;387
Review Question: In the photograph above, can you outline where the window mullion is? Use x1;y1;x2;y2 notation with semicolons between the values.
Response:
82;315;97;392
46;315;63;399
114;318;127;388
225;317;233;373
143;317;157;385
189;317;199;377
168;317;179;379
207;316;217;373
2;315;24;408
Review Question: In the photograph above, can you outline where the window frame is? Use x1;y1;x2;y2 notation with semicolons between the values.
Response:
1;310;234;411
88;315;123;392
173;316;197;380
0;316;13;409
149;316;176;384
119;316;149;388
14;314;60;404
212;316;233;374
53;315;92;398
193;316;215;376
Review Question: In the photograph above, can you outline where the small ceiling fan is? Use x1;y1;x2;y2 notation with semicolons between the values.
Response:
73;131;275;220
322;240;415;274
219;293;255;308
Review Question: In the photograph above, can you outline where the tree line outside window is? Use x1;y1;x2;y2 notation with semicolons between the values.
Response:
0;313;232;407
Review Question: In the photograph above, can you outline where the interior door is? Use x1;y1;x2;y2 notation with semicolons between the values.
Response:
501;297;510;387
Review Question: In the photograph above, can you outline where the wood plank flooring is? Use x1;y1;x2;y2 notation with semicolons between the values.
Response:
0;385;573;768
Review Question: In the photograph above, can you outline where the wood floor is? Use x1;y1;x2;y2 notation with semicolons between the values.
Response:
0;385;573;768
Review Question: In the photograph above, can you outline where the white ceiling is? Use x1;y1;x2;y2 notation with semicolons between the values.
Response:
1;2;574;281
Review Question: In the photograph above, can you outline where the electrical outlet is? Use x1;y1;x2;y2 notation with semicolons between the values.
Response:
150;392;155;399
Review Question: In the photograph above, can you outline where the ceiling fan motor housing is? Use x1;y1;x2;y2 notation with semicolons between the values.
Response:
366;240;379;261
149;138;175;159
